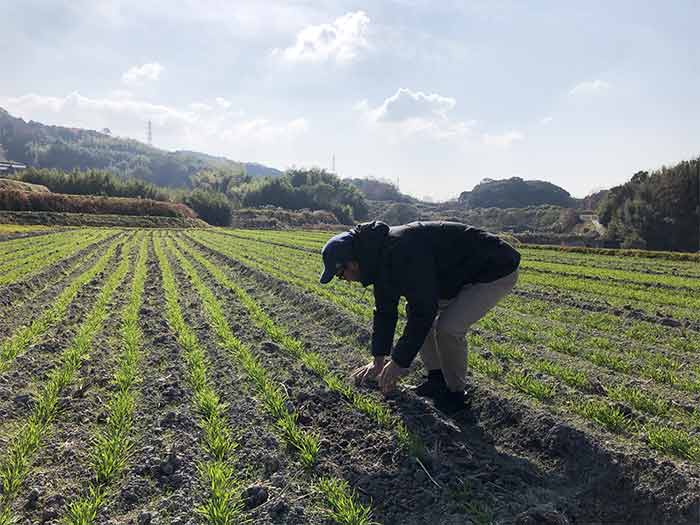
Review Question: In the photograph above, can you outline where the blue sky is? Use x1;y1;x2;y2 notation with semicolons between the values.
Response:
1;1;698;200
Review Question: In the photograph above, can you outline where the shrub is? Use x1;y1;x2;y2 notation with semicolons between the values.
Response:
183;189;233;226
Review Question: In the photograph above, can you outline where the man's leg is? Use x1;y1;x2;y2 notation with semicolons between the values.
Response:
418;322;441;372
436;270;519;392
415;300;453;398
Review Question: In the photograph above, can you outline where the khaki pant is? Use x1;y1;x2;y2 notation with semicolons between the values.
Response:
419;269;519;392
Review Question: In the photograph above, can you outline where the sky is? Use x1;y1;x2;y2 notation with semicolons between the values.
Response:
1;0;699;200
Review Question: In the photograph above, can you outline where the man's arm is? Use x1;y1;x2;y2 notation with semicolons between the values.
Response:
391;253;439;368
371;284;400;358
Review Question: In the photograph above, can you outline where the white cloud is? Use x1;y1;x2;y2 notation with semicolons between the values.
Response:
374;88;456;122
540;116;553;125
482;131;524;147
215;97;232;109
0;92;308;154
121;62;164;85
190;102;213;112
569;79;610;96
275;11;370;64
356;88;474;141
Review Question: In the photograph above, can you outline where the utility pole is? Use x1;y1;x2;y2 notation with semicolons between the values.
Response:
147;120;152;146
332;153;336;173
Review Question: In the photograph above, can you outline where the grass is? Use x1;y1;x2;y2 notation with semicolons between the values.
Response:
0;233;122;373
0;234;136;519
573;399;634;434
506;371;554;401
175;235;428;462
645;425;700;461
317;478;377;525
64;234;149;523
154;234;242;522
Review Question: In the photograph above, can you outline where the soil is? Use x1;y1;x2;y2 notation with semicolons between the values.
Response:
190;235;700;525
2;230;699;524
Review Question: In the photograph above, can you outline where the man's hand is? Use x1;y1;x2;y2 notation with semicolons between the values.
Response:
378;360;409;394
351;356;385;385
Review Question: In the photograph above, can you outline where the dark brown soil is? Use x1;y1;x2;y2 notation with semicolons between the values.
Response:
189;234;700;525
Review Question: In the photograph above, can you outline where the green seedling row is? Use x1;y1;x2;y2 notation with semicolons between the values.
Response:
63;233;150;524
166;238;376;524
154;234;243;523
166;237;321;468
0;230;80;266
191;231;700;394
0;234;125;374
0;234;136;522
191;230;700;463
0;229;80;257
175;235;427;463
0;229;113;287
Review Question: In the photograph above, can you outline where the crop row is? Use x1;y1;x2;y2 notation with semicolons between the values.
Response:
212;232;700;394
64;234;150;523
0;233;137;523
0;229;79;265
185;230;700;463
216;229;700;320
198;230;699;359
164;235;375;524
0;233;125;374
0;229;71;256
0;229;114;288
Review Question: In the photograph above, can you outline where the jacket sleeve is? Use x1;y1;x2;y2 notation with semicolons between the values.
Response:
391;253;439;368
371;284;399;358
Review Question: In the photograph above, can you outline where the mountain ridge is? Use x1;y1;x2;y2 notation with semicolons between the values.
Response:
0;107;283;187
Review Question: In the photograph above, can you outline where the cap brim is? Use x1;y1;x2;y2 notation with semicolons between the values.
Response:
319;268;334;284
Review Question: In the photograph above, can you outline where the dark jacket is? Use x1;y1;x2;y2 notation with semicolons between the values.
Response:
351;221;520;368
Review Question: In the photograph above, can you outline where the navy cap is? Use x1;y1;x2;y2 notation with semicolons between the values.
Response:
320;231;355;284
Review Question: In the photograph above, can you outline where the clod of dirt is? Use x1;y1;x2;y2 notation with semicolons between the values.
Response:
24;487;40;510
158;451;181;476
514;507;570;525
262;455;281;475
13;393;33;408
242;485;269;509
270;499;289;517
542;423;590;458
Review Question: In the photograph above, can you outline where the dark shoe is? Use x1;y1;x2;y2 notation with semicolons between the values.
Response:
412;370;447;399
434;389;466;415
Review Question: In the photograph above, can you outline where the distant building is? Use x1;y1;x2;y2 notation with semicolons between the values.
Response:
0;161;27;175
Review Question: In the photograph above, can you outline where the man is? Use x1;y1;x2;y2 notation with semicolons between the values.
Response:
319;220;520;414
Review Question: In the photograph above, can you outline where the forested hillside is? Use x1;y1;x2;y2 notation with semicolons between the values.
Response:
459;177;574;208
598;158;700;251
0;108;278;187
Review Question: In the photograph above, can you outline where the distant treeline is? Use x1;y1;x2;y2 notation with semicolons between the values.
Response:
10;166;369;226
598;157;700;251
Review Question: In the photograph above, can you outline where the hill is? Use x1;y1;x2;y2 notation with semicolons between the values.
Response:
598;158;700;251
459;177;574;208
0;107;281;188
